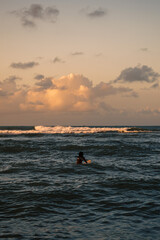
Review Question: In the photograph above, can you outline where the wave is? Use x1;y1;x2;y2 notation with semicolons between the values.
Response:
0;125;157;136
35;125;131;134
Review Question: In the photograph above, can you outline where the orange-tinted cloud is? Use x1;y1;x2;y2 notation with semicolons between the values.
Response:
20;73;134;112
0;73;136;115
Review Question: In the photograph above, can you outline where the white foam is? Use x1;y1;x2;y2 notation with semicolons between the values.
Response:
34;125;129;134
0;130;36;135
0;126;147;135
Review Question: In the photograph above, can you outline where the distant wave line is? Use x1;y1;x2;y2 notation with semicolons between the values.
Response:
0;125;153;135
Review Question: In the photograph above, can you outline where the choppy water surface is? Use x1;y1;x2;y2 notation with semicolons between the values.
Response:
0;126;160;240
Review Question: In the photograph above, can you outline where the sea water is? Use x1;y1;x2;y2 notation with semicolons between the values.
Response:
0;126;160;240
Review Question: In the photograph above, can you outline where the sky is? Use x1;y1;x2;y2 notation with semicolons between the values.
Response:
1;0;160;126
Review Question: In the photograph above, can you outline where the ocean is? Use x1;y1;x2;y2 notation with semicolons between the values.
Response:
0;126;160;240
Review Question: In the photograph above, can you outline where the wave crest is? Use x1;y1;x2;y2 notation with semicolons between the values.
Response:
34;125;129;134
0;125;153;135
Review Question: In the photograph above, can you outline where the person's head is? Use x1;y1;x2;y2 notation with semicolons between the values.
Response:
79;152;83;157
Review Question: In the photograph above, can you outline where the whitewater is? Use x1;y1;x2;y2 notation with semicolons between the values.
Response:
0;125;152;135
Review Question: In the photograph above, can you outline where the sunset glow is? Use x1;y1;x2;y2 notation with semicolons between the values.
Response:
1;0;160;125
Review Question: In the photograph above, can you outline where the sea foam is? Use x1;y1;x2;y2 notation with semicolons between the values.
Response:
0;126;150;135
35;125;129;134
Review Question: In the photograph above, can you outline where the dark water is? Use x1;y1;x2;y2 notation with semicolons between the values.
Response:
0;126;160;240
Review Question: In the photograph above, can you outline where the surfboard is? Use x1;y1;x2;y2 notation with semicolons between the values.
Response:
83;160;91;164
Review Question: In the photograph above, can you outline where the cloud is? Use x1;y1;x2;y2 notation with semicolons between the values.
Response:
34;74;45;80
0;75;21;96
98;102;116;112
26;4;43;19
35;77;54;91
4;76;22;82
92;82;134;98
45;6;59;22
19;73;135;112
53;57;65;64
11;4;59;28
21;18;36;28
140;48;148;52
10;61;39;69
86;8;107;18
28;100;44;106
0;73;137;116
95;53;103;57
114;65;160;83
71;52;84;56
151;83;159;88
138;107;160;115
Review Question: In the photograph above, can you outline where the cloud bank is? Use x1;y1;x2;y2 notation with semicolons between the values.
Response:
1;69;160;125
20;73;134;112
0;73;134;114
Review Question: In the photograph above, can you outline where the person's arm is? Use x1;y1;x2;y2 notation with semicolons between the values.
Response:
83;157;87;163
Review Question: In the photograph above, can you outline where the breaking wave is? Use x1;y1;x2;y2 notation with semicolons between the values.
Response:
34;125;130;134
0;125;156;136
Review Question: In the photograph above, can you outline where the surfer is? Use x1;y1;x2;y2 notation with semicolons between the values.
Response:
77;152;87;164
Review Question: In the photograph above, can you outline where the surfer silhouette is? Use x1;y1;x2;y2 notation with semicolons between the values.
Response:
77;152;87;164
